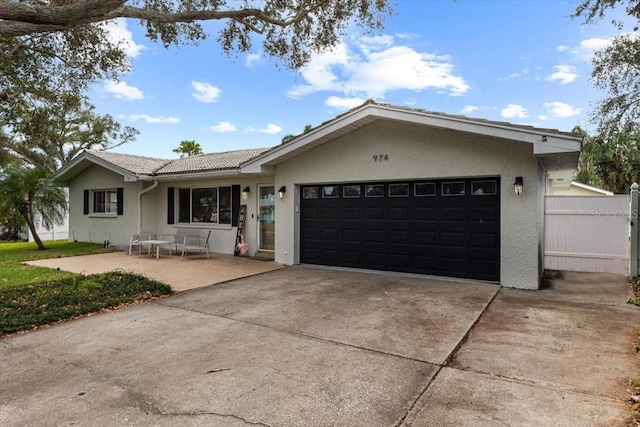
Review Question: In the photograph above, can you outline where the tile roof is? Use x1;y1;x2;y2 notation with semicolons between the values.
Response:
86;150;170;175
155;148;272;175
84;147;272;177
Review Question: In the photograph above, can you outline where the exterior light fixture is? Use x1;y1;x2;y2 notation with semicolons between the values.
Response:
513;176;524;196
242;186;250;200
278;186;286;199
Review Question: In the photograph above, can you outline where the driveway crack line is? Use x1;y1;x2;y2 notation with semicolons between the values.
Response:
443;285;502;367
158;303;437;366
161;410;272;426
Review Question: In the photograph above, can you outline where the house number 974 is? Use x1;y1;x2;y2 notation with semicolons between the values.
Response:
373;154;389;162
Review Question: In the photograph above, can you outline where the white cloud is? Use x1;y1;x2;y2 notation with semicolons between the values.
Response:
545;65;578;84
462;105;479;114
556;45;569;52
501;104;528;119
287;35;469;100
544;101;582;118
538;115;549;120
571;36;617;61
101;19;146;58
209;121;237;133
325;96;365;110
249;124;282;134
191;81;221;103
245;53;261;68
104;80;144;100
120;114;180;124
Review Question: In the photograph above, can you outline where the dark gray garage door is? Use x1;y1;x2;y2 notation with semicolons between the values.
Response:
300;178;500;281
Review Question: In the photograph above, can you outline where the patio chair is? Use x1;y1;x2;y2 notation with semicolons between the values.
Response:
128;229;156;255
179;229;211;259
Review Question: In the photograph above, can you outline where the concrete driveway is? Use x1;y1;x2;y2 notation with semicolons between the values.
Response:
1;268;637;426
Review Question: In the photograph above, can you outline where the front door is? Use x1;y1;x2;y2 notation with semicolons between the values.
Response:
258;185;276;251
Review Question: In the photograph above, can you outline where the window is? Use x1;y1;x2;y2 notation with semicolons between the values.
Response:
343;185;361;198
177;186;231;224
322;186;339;198
303;187;319;199
389;183;409;197
415;182;436;196
442;181;465;196
93;190;117;213
472;180;497;195
365;184;384;197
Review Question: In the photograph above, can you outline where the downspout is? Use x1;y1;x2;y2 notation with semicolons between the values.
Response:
138;180;159;233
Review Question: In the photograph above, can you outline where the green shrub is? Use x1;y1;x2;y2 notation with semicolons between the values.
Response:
0;272;172;335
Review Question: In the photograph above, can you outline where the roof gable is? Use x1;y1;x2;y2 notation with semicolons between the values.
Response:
241;101;584;173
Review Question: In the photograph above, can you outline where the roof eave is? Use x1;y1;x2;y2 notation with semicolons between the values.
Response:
52;151;139;185
153;168;244;181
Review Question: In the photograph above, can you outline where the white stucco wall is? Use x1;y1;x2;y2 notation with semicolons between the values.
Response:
68;165;141;247
274;120;542;289
151;177;273;256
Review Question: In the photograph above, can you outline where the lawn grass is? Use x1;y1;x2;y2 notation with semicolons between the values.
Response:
0;240;105;289
0;240;173;336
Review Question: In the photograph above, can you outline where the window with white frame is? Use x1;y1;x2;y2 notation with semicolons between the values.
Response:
93;189;118;213
177;186;231;224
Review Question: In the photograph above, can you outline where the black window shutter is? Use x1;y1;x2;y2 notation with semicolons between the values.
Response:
116;188;124;215
167;187;175;224
83;190;89;215
231;185;240;227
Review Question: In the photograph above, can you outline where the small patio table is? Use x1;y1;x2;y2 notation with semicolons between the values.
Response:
138;240;171;259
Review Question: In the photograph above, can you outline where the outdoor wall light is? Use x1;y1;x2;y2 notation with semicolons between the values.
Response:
278;186;286;199
242;186;250;200
513;176;524;196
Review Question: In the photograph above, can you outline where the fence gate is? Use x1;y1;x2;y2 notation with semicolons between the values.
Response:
544;195;630;275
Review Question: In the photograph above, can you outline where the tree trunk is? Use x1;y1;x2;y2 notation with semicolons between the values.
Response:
21;211;46;250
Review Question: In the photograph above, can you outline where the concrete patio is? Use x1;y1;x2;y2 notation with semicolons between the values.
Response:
26;251;284;292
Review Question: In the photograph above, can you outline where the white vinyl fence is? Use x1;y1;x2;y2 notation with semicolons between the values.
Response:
544;195;630;275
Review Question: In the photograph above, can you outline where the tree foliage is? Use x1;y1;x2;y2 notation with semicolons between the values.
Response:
575;128;640;193
0;0;393;70
2;93;138;172
573;0;640;132
0;24;138;172
0;164;67;249
172;139;203;157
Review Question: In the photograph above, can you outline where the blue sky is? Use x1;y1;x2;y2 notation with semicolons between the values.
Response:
91;0;630;159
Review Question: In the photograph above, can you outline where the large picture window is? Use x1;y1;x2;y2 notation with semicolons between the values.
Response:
178;187;231;224
93;190;117;213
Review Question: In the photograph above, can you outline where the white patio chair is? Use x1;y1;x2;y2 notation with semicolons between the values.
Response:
180;229;211;259
128;229;156;255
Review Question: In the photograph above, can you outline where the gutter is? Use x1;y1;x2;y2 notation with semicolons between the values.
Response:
138;180;159;233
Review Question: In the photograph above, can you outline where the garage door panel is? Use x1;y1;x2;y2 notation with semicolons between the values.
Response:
322;228;340;241
414;207;437;220
342;229;362;242
300;178;499;281
470;206;499;221
441;232;466;248
414;231;437;244
389;207;410;220
389;230;410;244
441;207;467;220
469;234;498;249
364;207;385;220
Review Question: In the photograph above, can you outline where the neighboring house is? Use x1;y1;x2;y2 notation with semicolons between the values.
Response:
53;101;582;290
28;188;70;242
548;180;614;196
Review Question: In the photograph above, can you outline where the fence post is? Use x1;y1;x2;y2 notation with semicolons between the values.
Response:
630;183;639;277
